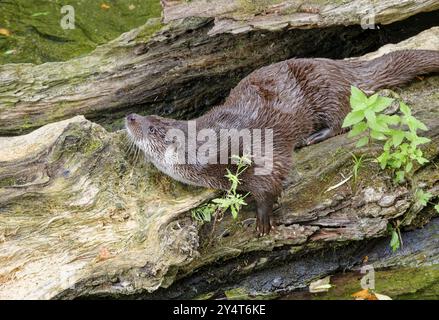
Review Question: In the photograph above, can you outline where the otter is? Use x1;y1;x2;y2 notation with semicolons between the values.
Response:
126;50;439;236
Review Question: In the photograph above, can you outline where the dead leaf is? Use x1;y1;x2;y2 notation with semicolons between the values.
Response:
96;247;112;261
309;276;332;293
0;28;11;37
374;292;392;300
4;49;16;55
101;3;110;10
351;289;378;300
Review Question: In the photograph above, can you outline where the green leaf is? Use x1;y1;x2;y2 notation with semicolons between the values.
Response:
393;159;403;169
435;204;439;214
404;116;428;133
203;212;212;222
350;86;368;109
377;151;389;169
370;96;394;113
368;93;379;104
390;230;400;252
399;102;411;116
212;198;228;206
378;114;400;126
416;189;432;206
364;108;376;123
192;204;214;223
411;136;431;147
356;136;369;148
365;109;388;132
391;130;405;147
399;143;409;152
383;140;392;152
405;161;413;173
413;118;428;131
370;130;387;140
406;117;420;133
342;110;365;127
348;122;368;137
395;171;405;183
231;205;238;219
32;12;50;17
416;156;429;165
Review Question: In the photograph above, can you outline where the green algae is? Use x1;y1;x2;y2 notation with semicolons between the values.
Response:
0;176;18;188
281;265;439;300
225;287;278;300
224;287;250;300
0;0;162;65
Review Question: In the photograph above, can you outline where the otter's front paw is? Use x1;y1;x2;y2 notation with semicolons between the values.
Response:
256;216;272;237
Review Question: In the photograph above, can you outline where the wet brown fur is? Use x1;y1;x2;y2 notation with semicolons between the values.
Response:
126;50;439;235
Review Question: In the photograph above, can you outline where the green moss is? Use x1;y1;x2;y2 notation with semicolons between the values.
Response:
136;18;163;42
224;287;279;300
224;287;250;300
0;176;18;188
283;265;439;300
83;137;104;155
0;0;162;65
375;266;439;299
20;116;33;131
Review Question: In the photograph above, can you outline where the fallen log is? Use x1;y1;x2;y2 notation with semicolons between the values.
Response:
0;28;438;299
0;1;438;135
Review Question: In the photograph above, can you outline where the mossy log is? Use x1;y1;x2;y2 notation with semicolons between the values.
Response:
162;0;439;34
0;28;438;299
0;1;438;135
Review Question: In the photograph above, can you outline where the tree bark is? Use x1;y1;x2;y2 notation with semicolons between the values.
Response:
0;28;438;299
0;1;438;135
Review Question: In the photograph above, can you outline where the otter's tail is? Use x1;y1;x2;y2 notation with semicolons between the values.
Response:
353;50;439;91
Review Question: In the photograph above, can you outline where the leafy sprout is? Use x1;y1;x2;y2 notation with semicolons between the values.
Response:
343;86;431;183
191;155;251;222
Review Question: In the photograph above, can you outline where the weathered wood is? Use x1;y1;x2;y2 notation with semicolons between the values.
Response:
163;0;439;34
0;28;438;299
0;1;438;135
140;217;439;300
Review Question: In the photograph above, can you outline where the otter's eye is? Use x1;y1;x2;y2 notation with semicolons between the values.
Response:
149;127;155;134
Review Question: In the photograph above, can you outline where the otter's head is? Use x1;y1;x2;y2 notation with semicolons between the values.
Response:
125;113;178;158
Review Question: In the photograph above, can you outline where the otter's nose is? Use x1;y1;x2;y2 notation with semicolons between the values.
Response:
126;113;137;123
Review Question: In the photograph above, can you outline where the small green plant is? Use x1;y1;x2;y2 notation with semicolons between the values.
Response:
387;223;401;252
191;203;215;223
415;189;433;206
350;152;367;183
343;86;431;183
387;189;439;252
191;155;251;223
415;189;439;214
